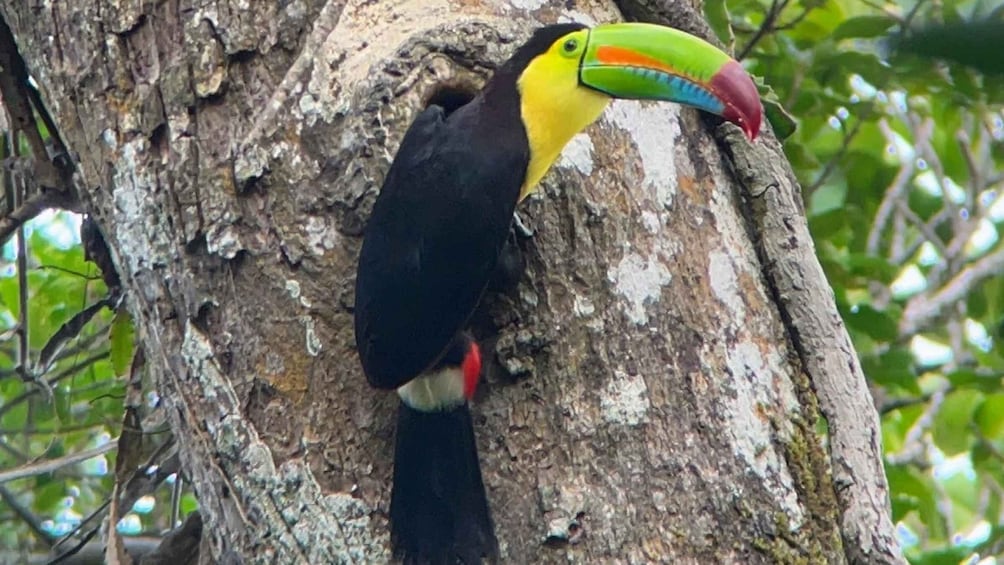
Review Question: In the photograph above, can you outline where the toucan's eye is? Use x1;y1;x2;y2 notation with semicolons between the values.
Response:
563;39;578;53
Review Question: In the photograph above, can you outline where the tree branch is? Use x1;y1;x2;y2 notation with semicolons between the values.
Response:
0;189;69;247
737;0;787;60
866;118;928;256
895;199;949;258
0;483;57;546
0;440;116;484
718;125;907;564
900;244;1004;336
0;15;63;190
806;119;863;194
0;351;110;420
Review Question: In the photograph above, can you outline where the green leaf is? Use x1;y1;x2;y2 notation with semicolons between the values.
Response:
933;389;983;455
788;0;846;44
946;368;1003;392
844;304;899;341
765;99;797;140
861;348;919;393
754;77;797;140
815;51;889;88
976;394;1004;439
898;21;1004;76
110;308;135;378
832;15;896;40
886;463;942;533
32;481;64;513
846;254;899;284
809;208;848;239
54;384;71;423
910;547;977;565
704;0;735;51
882;404;924;453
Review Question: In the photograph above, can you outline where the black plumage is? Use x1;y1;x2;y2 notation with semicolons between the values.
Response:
353;23;589;565
354;23;587;390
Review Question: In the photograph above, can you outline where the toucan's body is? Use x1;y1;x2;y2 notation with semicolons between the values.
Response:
353;22;761;564
354;78;529;389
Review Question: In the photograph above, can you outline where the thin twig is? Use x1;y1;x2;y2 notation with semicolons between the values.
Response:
889;210;906;264
956;128;981;211
36;295;117;375
170;475;184;528
0;483;57;546
893;208;952;265
0;440;116;484
900;244;1004;335
0;436;29;461
0;16;62;191
0;419;118;435
24;77;67;163
115;442;178;518
886;387;947;466
0;190;64;247
47;525;99;565
866;118;928;256
0;351;110;420
901;0;929;29
37;264;103;280
737;0;788;60
806;120;863;194
51;499;110;553
895;200;949;257
879;390;938;414
858;0;906;23
774;6;814;31
912;120;967;279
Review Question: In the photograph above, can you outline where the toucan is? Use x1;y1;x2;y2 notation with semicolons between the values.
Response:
353;22;761;564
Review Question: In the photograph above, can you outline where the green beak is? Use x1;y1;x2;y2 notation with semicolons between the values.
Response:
579;23;762;140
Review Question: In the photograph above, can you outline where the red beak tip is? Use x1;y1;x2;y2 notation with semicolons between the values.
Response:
711;61;762;142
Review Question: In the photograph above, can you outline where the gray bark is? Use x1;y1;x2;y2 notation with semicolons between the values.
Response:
1;0;903;563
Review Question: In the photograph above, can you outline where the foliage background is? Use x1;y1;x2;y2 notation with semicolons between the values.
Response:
707;0;1004;562
0;0;1001;562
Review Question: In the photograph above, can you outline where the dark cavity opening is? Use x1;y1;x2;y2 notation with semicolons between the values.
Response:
424;83;478;116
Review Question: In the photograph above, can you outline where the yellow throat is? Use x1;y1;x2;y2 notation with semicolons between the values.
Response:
516;44;611;200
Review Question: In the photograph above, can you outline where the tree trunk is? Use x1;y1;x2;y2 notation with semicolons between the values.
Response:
1;0;905;563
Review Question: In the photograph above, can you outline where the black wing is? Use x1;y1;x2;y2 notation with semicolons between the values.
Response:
354;102;528;389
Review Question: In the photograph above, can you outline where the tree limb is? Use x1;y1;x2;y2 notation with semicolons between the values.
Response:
0;440;116;484
866;118;927;256
720;123;906;565
0;189;67;246
900;244;1004;336
0;483;57;546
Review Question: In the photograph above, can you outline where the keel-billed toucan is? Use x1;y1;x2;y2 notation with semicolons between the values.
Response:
354;22;761;564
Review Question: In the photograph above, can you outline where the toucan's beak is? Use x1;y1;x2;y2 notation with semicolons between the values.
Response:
579;23;762;140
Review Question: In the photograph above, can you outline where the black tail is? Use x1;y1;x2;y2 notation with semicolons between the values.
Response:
391;402;498;565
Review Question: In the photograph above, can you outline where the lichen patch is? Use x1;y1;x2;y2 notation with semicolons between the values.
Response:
724;340;804;530
607;250;671;325
709;250;746;322
305;215;340;256
111;138;173;274
600;370;650;426
604;100;682;209
557;133;595;176
302;315;322;356
573;294;595;317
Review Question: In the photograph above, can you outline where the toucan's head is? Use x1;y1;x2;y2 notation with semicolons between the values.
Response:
506;22;763;195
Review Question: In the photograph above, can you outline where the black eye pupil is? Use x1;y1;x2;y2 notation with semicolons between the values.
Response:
564;39;577;52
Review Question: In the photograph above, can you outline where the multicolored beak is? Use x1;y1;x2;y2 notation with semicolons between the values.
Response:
578;23;762;140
